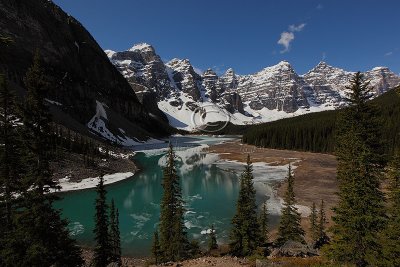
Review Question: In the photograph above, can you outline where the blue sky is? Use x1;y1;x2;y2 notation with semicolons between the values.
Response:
53;0;400;75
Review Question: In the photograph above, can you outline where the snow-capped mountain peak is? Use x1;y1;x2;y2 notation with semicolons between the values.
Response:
166;58;193;72
106;44;400;131
128;42;154;52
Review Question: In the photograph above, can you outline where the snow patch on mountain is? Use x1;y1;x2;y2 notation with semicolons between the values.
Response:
87;101;161;146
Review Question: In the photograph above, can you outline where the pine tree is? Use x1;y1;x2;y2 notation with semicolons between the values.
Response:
158;143;189;262
276;164;305;246
0;74;21;232
325;72;386;267
314;199;329;249
258;203;269;246
309;202;318;242
109;199;122;266
375;152;400;266
0;73;23;266
317;200;327;240
151;230;162;265
93;176;111;267
230;154;261;256
208;224;218;251
2;51;83;266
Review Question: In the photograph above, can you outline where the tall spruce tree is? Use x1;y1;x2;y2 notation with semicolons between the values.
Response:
276;164;305;246
93;176;111;267
158;143;189;262
151;230;162;265
208;224;218;251
0;75;21;230
0;73;23;266
375;152;400;266
3;52;83;266
230;155;261;256
325;72;385;267
109;199;122;266
309;202;318;242
258;203;269;246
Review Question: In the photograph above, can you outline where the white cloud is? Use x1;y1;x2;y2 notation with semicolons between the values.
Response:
384;51;393;57
277;23;306;53
278;32;295;53
322;52;327;60
317;4;323;9
289;23;306;32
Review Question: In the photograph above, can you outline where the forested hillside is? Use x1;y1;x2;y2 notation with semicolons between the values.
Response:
242;87;400;155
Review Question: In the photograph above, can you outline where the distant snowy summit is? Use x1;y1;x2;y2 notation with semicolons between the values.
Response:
106;44;400;130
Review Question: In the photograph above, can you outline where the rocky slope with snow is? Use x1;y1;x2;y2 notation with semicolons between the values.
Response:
107;44;400;131
0;0;172;145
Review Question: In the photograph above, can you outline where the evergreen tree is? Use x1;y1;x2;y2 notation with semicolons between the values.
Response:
309;202;318;242
109;199;122;266
375;152;400;266
317;200;327;240
158;143;189;262
2;52;83;266
258;203;269;245
276;164;305;246
230;155;261;256
0;74;20;232
314;199;329;249
151;230;162;265
93;176;111;267
325;72;386;267
0;73;23;266
208;224;218;251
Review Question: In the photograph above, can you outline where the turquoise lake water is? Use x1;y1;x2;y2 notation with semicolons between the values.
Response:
54;136;279;257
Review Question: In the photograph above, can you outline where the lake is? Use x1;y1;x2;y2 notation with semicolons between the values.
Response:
55;136;285;256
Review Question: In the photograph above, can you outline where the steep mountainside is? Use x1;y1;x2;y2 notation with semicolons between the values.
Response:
0;0;171;145
107;44;400;131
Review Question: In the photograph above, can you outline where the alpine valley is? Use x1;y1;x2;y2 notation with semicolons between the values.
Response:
2;0;400;266
107;43;400;131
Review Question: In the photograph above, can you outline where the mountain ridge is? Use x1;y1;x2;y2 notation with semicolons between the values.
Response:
106;43;400;131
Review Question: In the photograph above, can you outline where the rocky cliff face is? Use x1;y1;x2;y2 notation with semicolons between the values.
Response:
107;44;400;130
0;0;170;143
237;61;309;113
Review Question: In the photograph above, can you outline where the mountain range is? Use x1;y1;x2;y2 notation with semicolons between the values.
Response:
1;0;399;144
106;43;400;131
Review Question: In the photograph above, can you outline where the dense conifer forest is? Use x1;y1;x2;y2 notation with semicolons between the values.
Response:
242;87;400;155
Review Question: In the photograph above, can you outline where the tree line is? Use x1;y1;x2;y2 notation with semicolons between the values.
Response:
243;85;400;156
